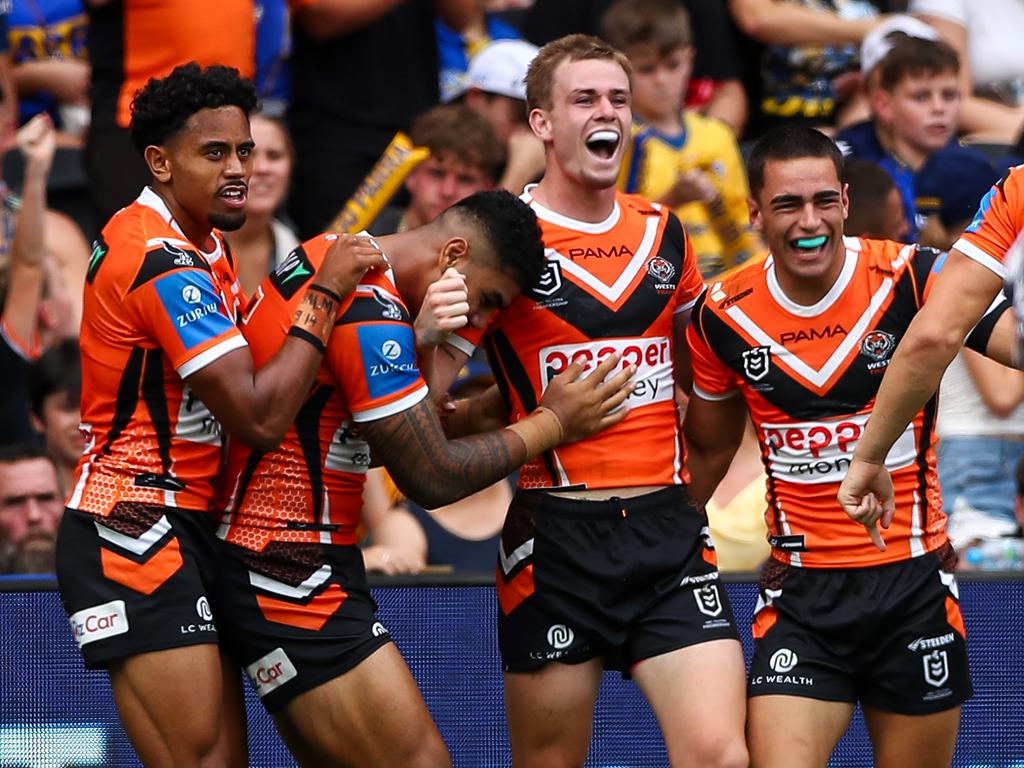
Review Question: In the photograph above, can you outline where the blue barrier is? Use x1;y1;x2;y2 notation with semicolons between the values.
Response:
1;578;1022;767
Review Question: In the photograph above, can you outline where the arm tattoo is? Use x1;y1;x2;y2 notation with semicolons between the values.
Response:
362;398;526;508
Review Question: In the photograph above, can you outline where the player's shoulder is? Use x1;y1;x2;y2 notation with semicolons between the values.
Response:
847;235;937;277
700;256;768;317
95;199;213;291
336;268;409;327
615;191;668;220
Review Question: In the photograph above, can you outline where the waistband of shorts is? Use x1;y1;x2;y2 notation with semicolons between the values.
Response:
515;485;693;518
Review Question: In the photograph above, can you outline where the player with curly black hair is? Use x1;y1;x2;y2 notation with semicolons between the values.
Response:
54;62;388;766
211;188;635;765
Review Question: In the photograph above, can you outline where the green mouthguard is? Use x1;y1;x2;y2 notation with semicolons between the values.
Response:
794;236;827;248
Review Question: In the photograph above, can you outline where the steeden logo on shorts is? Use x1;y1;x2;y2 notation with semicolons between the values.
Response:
69;600;129;648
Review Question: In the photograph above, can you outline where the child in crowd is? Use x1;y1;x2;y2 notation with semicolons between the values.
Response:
834;23;993;240
28;339;82;494
603;0;763;278
368;103;504;236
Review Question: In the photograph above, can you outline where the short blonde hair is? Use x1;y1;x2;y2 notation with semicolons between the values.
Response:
525;34;632;113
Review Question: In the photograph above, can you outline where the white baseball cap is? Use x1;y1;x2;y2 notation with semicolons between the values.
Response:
464;39;539;101
860;15;940;74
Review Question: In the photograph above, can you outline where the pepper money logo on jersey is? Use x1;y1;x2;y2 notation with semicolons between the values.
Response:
154;271;234;350
356;323;420;399
539;337;673;406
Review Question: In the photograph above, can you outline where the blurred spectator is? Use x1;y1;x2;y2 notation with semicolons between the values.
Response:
843;157;908;240
8;0;89;144
456;38;544;195
363;356;508;575
369;103;503;235
522;0;749;134
834;29;993;239
28;338;81;493
0;443;61;573
729;0;885;137
916;147;1002;251
223;113;298;297
287;0;475;238
704;419;769;573
84;0;256;223
254;0;292;117
0;4;18;150
1;114;83;446
436;6;522;103
911;0;1024;142
605;0;763;278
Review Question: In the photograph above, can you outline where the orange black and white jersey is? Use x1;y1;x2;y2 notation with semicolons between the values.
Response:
67;187;246;517
687;237;950;568
218;234;428;551
956;164;1024;279
450;189;705;491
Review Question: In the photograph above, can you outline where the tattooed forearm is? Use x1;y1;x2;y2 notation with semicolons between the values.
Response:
362;398;527;508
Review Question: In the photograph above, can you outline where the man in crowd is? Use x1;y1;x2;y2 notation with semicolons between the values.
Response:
0;444;63;573
435;34;748;768
54;63;388;767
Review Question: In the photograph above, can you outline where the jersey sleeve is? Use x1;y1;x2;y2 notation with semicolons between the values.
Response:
686;293;740;400
447;323;486;358
956;165;1024;279
127;241;246;378
325;286;429;423
667;212;707;313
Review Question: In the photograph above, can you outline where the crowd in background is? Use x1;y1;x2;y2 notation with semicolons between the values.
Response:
2;0;1024;576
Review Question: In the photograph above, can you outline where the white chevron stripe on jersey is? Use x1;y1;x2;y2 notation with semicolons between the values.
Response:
724;277;893;391
547;213;661;304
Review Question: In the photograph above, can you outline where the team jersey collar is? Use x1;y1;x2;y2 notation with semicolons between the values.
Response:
136;186;224;264
765;239;858;318
522;184;622;234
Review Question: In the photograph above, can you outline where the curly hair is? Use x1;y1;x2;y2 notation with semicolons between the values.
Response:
411;104;505;182
129;62;258;154
445;190;545;290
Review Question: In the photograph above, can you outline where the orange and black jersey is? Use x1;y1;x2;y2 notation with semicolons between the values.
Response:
218;234;428;551
451;189;705;491
688;237;949;568
68;188;245;517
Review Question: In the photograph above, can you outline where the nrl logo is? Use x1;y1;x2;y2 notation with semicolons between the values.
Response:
923;650;950;688
741;346;771;381
532;260;562;298
694;584;723;617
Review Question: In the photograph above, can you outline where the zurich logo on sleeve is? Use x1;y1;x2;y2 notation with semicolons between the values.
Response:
356;323;420;399
154;271;233;350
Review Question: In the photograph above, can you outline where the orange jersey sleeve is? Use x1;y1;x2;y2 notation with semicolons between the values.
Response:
956;164;1024;279
687;292;742;400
